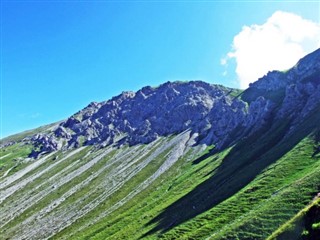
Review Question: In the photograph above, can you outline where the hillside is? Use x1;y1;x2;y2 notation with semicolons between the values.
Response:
268;198;320;240
0;48;320;239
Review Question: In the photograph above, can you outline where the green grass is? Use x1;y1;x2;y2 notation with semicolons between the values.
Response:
59;145;227;240
54;131;318;240
0;143;33;177
150;136;320;240
3;128;319;240
267;198;320;240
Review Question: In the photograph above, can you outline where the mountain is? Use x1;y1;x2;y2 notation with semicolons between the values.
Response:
0;48;319;240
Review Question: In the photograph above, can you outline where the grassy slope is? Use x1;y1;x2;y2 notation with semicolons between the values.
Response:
57;102;320;239
1;127;319;240
1;106;319;240
63;135;318;240
267;198;320;240
0;143;33;177
54;145;226;240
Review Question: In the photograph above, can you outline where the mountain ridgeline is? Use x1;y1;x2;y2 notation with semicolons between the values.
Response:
0;49;320;239
25;48;320;156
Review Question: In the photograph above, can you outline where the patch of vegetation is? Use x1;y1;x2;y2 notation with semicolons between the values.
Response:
0;143;33;177
268;198;320;240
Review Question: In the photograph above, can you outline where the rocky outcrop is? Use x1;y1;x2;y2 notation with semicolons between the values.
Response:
44;81;246;151
29;134;63;158
27;48;320;156
248;48;320;127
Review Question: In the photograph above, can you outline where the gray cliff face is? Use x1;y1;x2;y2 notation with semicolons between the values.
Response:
29;49;320;155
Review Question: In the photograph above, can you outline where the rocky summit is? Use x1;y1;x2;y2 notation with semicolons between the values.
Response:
0;49;320;240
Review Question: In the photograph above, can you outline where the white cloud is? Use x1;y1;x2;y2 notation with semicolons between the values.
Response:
224;11;320;89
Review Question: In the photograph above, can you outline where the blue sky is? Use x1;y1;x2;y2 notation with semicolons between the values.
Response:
1;1;320;138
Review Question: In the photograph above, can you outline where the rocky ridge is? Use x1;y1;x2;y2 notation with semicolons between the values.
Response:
11;48;320;157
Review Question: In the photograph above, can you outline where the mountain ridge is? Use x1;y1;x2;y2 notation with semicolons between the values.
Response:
10;48;318;159
0;48;319;240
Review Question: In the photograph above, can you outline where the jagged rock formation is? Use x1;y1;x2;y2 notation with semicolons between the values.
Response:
246;48;320;132
24;49;320;157
41;81;246;152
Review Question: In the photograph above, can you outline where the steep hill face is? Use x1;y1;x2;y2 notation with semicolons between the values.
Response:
0;49;319;240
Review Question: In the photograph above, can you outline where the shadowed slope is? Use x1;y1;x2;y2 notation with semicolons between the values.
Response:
143;103;320;237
